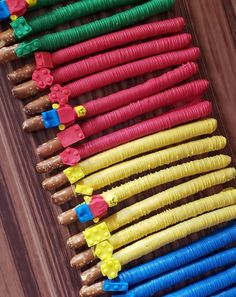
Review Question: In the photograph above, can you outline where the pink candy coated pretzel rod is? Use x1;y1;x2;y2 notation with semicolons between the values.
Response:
36;101;212;164
35;80;208;160
23;62;199;132
23;47;200;115
8;17;185;85
12;33;192;99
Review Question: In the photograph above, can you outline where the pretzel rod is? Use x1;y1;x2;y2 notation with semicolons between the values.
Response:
109;247;236;297
164;265;236;297
83;225;236;296
43;135;225;192
23;62;198;131
36;101;212;159
79;204;236;287
13;34;192;99
0;0;175;62
23;47;200;115
8;18;185;84
67;168;236;250
37;117;216;176
0;0;65;21
57;155;231;225
212;287;236;297
1;0;142;47
70;186;236;271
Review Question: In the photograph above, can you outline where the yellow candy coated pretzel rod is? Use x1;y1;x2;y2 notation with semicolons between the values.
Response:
80;203;236;286
58;154;231;225
77;136;226;190
71;188;236;270
68;167;236;251
44;118;217;194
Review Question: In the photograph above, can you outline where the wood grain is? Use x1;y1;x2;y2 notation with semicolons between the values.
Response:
0;1;235;296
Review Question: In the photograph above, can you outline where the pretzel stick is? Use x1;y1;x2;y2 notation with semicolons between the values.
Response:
57;155;231;225
23;62;198;131
43;135;225;192
13;34;192;99
7;18;185;84
33;83;207;162
1;0;143;47
23;48;200;115
67;167;236;250
0;0;176;62
70;178;236;270
81;225;236;296
164;265;236;297
79;204;236;288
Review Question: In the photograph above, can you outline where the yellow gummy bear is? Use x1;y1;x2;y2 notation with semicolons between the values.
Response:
83;222;110;247
95;240;113;261
101;258;121;279
75;105;87;118
26;0;37;7
64;164;85;184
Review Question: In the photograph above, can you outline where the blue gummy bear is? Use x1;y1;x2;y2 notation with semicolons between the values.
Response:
103;280;128;292
42;109;60;128
75;204;94;223
0;0;10;20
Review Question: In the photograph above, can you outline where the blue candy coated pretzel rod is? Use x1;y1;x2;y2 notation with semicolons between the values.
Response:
116;223;236;287
114;247;236;297
164;265;236;297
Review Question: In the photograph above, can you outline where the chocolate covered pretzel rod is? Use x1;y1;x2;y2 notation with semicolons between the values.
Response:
70;189;236;274
66;167;235;254
23;47;200;115
0;0;176;62
8;17;185;84
0;0;143;47
36;101;212;161
79;204;236;288
13;34;192;99
57;155;231;225
43;136;225;194
33;80;208;161
23;62;198;132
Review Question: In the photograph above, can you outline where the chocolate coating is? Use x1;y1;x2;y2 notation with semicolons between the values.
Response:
70;249;95;269
81;265;102;286
67;232;86;249
7;63;36;84
22;115;44;132
12;80;39;99
42;172;68;191
36;155;63;174
51;186;76;205
80;283;103;297
0;29;15;48
57;209;77;225
36;137;62;158
24;95;51;115
0;44;18;63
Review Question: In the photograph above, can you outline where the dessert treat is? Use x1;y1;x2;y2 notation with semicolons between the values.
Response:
57;155;231;224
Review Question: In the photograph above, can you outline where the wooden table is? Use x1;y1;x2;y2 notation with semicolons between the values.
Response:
0;1;235;296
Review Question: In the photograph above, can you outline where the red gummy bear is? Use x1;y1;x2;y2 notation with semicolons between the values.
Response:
7;0;27;16
90;195;109;218
57;105;76;125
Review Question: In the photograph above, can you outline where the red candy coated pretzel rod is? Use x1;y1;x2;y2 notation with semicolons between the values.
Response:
12;33;192;99
23;62;198;132
36;100;212;161
24;47;200;115
8;18;185;85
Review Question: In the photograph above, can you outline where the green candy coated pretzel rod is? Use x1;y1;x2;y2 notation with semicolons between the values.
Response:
10;0;143;42
15;0;175;57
